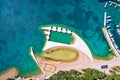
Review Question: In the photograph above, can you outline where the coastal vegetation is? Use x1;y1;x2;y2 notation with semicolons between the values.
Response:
109;66;120;74
40;47;78;62
46;68;120;80
6;67;120;80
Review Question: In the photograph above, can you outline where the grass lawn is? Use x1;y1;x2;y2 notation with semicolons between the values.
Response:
41;47;79;62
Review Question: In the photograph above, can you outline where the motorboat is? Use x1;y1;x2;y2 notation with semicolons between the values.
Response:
117;29;120;35
106;19;112;22
107;16;111;19
104;2;108;8
106;25;110;29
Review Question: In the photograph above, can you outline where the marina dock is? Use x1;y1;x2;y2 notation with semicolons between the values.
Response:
103;12;120;56
102;27;119;56
108;1;120;7
104;12;107;27
104;1;120;11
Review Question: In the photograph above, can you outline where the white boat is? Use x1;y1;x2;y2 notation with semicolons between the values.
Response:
114;5;117;8
107;29;113;37
111;38;115;42
106;21;110;24
107;16;111;19
114;44;118;49
109;32;113;37
116;25;119;28
118;50;120;53
106;19;112;22
104;2;108;8
117;29;120;35
109;3;112;6
107;25;110;29
118;3;120;6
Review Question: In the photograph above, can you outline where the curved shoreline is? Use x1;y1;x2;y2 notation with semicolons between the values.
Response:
0;47;43;79
102;27;120;56
36;46;120;79
41;24;113;60
93;53;114;60
0;24;115;79
42;26;93;61
36;46;91;79
0;67;18;80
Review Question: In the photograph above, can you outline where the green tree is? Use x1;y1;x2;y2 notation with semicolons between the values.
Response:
82;68;104;80
104;74;115;80
69;69;82;77
73;76;85;80
114;75;120;80
47;68;120;80
7;78;15;80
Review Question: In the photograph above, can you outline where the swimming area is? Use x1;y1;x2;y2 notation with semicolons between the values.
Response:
0;0;120;77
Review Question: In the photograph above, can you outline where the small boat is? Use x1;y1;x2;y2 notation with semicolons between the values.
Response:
104;2;108;8
117;29;120;35
111;38;115;42
114;5;117;8
106;21;111;24
114;44;118;49
118;50;120;53
109;3;112;6
116;25;119;28
107;25;110;29
107;16;111;19
106;19;112;22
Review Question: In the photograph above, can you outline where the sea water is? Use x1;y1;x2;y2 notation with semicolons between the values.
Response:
0;0;119;77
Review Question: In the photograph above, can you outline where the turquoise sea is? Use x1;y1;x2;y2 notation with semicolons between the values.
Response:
0;0;120;77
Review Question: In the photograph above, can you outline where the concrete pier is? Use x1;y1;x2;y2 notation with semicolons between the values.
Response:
102;27;119;56
104;12;107;27
109;1;120;8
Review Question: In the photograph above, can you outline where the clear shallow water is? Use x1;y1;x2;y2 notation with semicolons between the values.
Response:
0;0;119;77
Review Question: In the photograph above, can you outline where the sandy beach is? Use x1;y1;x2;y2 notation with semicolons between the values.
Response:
35;26;119;79
36;46;93;79
1;46;119;80
1;26;120;80
36;46;120;79
0;68;18;80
